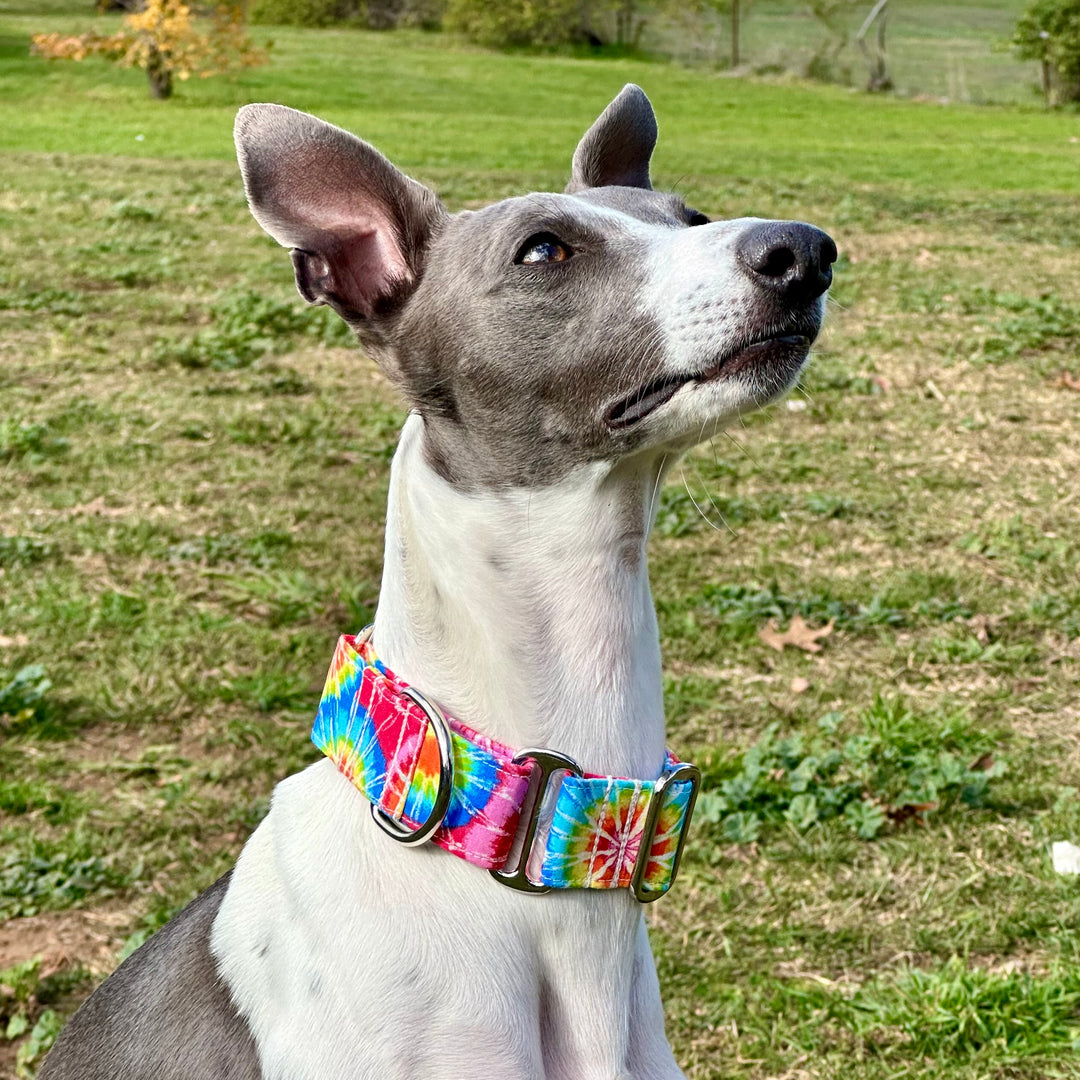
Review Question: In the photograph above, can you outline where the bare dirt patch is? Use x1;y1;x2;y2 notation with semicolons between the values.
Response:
0;906;128;977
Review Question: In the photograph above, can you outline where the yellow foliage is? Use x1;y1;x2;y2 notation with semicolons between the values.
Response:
31;0;268;95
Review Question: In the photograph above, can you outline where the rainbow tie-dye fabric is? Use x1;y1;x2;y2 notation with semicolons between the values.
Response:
312;632;697;898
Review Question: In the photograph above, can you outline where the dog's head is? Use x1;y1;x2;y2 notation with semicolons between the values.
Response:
235;85;834;487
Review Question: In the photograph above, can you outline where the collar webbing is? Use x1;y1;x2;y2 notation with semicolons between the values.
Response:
311;631;699;901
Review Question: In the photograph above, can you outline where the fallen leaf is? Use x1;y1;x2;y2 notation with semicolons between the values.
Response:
1012;677;1045;694
885;802;936;826
0;634;28;648
970;753;995;772
1056;371;1080;392
759;615;835;654
790;676;810;693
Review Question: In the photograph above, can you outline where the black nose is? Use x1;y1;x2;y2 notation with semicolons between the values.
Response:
735;221;837;302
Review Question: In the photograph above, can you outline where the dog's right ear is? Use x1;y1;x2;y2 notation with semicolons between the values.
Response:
234;104;445;321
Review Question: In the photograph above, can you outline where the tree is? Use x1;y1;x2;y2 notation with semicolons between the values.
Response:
32;0;268;100
855;0;892;91
1012;0;1080;104
679;0;748;69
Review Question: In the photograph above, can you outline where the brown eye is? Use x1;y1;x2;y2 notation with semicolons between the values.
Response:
686;209;710;227
516;234;572;264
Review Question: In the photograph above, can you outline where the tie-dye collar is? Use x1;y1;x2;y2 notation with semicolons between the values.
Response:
311;630;700;901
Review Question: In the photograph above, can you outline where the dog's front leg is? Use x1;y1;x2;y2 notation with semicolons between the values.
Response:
535;901;685;1080
626;916;687;1079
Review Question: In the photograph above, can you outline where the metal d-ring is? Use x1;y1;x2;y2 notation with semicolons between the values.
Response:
370;685;455;847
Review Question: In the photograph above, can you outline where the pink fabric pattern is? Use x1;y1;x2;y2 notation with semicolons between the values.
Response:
312;632;697;897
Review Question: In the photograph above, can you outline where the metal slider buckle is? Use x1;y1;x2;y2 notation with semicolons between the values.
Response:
370;685;455;847
489;748;583;894
629;762;701;903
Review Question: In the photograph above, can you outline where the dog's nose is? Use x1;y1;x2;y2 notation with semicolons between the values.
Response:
735;221;837;302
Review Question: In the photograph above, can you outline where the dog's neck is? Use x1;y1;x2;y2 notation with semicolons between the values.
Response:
372;413;670;781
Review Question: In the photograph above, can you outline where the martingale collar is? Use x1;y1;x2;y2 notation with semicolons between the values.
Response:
311;628;700;902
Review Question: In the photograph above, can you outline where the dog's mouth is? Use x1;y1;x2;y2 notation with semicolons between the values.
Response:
605;333;813;429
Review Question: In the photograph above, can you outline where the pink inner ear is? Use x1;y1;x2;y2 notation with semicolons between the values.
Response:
288;199;412;316
237;104;443;317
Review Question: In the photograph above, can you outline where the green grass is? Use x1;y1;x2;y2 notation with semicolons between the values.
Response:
658;0;1044;105
2;5;1080;1079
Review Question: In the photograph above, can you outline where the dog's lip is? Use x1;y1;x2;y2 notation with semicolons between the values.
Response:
605;333;812;429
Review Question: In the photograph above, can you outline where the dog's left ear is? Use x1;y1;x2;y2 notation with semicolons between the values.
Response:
234;104;445;321
566;84;657;193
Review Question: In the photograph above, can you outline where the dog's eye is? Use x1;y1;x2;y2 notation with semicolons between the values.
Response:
686;209;710;227
516;234;572;265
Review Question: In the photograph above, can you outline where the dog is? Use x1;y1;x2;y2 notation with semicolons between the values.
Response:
40;84;834;1080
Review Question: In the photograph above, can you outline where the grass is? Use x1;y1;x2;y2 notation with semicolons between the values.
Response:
1;5;1079;1079
658;0;1044;105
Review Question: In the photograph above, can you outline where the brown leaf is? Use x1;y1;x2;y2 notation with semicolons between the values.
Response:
970;753;995;772
1056;371;1080;392
885;802;936;826
790;676;811;693
758;615;835;654
1012;677;1045;695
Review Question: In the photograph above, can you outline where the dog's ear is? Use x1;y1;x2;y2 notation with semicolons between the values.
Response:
234;104;445;320
566;84;657;193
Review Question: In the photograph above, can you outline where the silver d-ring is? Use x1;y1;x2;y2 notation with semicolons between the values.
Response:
370;686;455;847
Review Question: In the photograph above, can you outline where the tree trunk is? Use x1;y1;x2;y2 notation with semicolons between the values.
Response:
146;45;172;100
731;0;740;67
856;0;892;92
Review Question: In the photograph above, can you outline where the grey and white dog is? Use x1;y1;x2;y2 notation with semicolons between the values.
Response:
41;85;834;1080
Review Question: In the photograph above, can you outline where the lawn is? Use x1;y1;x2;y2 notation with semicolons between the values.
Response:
1;5;1080;1079
658;0;1041;105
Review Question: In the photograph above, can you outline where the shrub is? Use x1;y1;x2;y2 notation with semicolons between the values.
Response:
32;0;268;100
444;0;585;47
1012;0;1080;104
249;0;359;27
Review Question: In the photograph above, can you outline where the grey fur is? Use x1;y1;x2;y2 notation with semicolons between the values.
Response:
39;874;259;1080
39;87;834;1078
234;86;723;487
566;83;658;192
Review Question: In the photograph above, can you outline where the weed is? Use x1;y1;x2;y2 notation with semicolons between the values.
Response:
0;536;54;569
697;583;919;641
0;665;51;726
155;287;353;370
696;699;1004;844
15;1009;62;1078
0;422;68;464
1;957;85;1079
0;780;81;824
973;290;1080;365
0;840;132;919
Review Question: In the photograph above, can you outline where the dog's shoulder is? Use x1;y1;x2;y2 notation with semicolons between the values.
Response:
39;872;261;1080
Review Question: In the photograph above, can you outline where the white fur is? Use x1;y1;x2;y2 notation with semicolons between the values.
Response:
213;214;812;1079
214;417;684;1079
